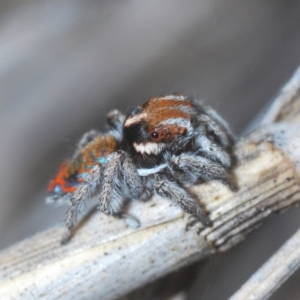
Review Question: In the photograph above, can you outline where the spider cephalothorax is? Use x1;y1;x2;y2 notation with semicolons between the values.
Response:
47;95;235;242
124;95;234;185
124;95;193;156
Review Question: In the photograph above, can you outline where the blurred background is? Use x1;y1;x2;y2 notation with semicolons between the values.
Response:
1;0;300;299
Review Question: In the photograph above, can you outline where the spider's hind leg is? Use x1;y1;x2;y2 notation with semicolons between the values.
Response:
63;164;103;244
73;109;126;157
73;129;100;157
106;109;126;142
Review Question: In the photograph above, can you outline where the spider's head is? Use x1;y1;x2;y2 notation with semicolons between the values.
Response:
123;95;193;156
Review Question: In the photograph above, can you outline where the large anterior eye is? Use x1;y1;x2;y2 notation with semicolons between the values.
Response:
150;130;159;140
178;127;187;135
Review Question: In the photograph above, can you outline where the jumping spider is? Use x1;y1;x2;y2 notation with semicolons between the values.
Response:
47;95;235;241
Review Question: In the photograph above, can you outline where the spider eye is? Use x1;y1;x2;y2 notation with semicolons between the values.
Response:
178;127;187;135
150;131;159;139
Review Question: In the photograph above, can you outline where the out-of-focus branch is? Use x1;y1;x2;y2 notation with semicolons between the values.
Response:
229;227;300;300
0;69;300;300
261;65;300;124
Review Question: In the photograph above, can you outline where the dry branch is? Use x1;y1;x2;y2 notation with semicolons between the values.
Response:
1;69;300;300
229;227;300;300
227;66;300;300
261;65;300;124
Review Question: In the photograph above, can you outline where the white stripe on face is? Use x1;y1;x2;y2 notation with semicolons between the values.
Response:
159;95;186;100
160;118;191;130
124;112;147;127
133;142;166;155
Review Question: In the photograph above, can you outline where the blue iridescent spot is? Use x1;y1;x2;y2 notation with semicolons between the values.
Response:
54;185;61;194
78;172;88;179
99;156;107;164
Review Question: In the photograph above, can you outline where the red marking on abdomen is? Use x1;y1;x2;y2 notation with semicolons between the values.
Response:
48;161;77;193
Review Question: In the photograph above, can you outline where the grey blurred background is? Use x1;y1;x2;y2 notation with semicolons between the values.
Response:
1;0;300;299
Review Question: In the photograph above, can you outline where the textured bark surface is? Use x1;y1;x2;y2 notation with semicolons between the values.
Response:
0;115;300;299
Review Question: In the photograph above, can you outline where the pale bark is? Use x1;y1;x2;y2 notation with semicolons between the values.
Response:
228;65;300;300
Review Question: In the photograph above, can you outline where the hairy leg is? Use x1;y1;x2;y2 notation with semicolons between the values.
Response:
73;110;125;157
63;164;103;243
106;109;126;142
167;153;235;190
194;134;231;167
98;150;142;227
154;176;211;226
73;130;100;157
193;100;235;146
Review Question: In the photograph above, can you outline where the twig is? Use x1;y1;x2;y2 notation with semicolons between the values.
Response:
229;228;300;300
227;65;300;300
1;69;300;300
261;65;300;124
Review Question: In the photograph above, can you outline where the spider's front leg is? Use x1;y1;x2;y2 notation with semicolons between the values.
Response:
98;150;143;228
166;152;236;191
154;175;211;226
